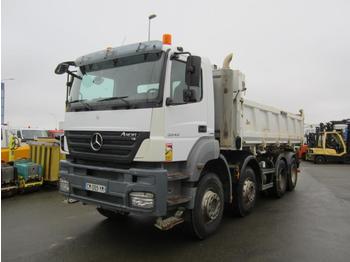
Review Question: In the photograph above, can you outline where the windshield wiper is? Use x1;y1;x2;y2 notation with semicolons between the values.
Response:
69;99;92;110
97;96;131;108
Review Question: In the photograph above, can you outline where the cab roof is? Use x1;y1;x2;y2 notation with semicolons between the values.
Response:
75;40;164;67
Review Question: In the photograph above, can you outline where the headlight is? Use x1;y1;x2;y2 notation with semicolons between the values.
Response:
59;178;70;193
60;135;69;154
129;192;154;209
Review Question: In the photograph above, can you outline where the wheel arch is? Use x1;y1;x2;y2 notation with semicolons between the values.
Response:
185;137;220;182
202;154;232;203
277;151;298;174
221;150;262;191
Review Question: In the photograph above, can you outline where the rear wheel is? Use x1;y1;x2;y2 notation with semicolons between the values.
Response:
96;207;129;219
314;155;326;164
233;167;257;217
274;160;287;198
189;172;224;240
287;158;298;191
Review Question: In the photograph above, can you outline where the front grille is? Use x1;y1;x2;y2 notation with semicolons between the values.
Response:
66;131;149;164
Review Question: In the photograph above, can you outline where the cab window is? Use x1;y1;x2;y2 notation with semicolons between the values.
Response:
326;133;344;153
170;60;202;104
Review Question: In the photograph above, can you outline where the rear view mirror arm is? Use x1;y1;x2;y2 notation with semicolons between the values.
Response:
67;71;82;80
170;51;191;60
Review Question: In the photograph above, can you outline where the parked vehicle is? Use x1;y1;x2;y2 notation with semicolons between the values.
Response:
1;163;17;197
13;128;48;142
1;125;30;163
1;125;42;196
306;120;350;164
14;159;43;191
48;129;64;140
297;144;309;160
56;36;304;239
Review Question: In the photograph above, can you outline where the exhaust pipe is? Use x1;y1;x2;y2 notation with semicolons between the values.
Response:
222;53;233;69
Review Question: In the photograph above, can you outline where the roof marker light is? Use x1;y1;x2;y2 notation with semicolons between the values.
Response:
162;34;172;45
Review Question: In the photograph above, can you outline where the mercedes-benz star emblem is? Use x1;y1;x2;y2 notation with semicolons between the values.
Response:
90;133;103;151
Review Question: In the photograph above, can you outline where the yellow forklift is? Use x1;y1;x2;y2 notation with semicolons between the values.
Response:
306;121;350;164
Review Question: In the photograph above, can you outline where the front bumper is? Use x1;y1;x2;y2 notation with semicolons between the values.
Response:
59;160;168;216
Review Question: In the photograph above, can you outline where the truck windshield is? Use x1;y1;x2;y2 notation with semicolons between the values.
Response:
67;52;165;111
22;130;48;140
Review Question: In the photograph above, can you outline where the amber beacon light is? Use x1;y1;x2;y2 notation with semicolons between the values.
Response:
162;34;172;45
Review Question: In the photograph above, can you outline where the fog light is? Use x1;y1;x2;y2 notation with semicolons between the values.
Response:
59;178;70;193
129;192;154;209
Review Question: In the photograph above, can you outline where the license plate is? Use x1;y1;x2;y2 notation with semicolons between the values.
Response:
85;182;106;193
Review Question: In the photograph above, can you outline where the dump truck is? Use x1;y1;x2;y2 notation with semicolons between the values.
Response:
55;35;304;239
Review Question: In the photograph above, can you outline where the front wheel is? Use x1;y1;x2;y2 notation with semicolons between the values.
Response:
189;172;224;240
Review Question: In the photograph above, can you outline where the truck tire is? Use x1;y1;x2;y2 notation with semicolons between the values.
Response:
96;207;129;219
287;158;298;191
314;155;326;164
233;166;257;217
274;160;287;198
189;172;224;240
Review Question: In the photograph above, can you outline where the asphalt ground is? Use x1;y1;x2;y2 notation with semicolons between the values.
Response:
2;161;350;262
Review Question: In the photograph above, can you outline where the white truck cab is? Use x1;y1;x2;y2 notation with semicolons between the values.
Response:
56;36;303;239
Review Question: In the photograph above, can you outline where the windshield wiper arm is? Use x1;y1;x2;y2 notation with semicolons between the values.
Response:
69;99;92;110
97;96;130;107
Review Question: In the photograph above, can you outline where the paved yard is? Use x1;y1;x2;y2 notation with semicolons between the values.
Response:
2;162;350;262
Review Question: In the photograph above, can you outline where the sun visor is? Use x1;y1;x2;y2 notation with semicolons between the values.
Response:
75;40;163;67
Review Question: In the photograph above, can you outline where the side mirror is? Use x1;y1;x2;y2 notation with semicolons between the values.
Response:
185;56;201;87
55;61;75;75
183;89;197;102
166;97;173;106
55;63;69;75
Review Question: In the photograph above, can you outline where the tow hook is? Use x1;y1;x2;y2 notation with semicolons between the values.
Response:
154;208;185;231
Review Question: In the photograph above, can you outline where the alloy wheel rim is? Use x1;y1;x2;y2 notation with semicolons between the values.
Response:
201;190;221;222
242;178;256;205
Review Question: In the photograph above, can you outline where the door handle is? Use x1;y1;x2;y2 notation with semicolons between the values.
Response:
198;125;207;133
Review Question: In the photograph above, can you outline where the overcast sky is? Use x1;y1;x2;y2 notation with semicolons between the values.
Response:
2;0;349;128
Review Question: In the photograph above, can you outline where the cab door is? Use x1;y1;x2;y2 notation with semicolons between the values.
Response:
164;57;209;161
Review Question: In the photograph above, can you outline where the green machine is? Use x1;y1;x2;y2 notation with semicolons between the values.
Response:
14;159;43;190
